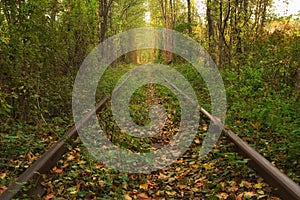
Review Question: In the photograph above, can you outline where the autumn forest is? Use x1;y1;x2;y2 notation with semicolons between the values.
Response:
0;0;300;199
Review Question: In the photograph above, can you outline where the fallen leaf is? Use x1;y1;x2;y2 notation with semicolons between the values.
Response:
194;138;201;144
236;191;256;199
254;183;263;189
251;122;260;129
137;193;149;199
257;190;264;195
217;192;229;199
147;181;158;188
240;180;252;188
53;167;63;174
201;125;208;131
67;155;76;161
236;193;243;200
158;173;169;180
243;191;256;197
192;164;199;169
203;163;214;170
76;182;81;190
0;172;7;179
194;177;205;187
44;193;55;200
229;185;239;192
139;183;148;190
61;163;69;169
95;163;106;169
0;185;7;195
124;194;132;200
195;182;204;187
169;140;176;146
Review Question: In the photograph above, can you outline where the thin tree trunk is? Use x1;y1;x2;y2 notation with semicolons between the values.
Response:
187;0;192;34
206;0;215;60
296;58;300;102
160;0;173;63
99;0;113;42
218;0;223;68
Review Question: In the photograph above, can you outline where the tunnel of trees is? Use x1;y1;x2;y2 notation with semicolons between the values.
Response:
0;0;299;199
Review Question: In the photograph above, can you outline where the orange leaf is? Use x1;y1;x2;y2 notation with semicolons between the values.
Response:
195;182;204;187
139;183;148;190
236;193;243;200
53;168;63;174
76;182;81;190
44;193;55;200
61;163;69;169
137;193;149;199
147;181;158;188
0;185;7;195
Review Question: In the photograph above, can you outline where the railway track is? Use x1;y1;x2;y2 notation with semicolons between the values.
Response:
1;95;299;200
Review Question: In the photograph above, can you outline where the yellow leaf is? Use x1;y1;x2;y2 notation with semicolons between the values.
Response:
177;158;184;163
254;182;263;189
217;192;229;199
77;160;86;165
201;125;208;131
0;172;6;179
67;155;76;161
139;183;148;190
203;163;214;170
58;185;64;195
194;138;201;144
257;190;264;195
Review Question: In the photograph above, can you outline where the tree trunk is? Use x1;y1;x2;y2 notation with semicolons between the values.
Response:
187;0;192;34
99;0;113;42
296;58;300;102
159;0;173;63
218;0;223;68
207;0;214;51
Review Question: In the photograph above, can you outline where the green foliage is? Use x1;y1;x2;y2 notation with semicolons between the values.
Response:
223;24;300;180
223;65;299;181
0;90;12;117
